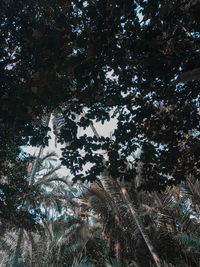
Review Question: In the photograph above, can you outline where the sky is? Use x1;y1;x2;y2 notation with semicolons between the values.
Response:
22;113;118;181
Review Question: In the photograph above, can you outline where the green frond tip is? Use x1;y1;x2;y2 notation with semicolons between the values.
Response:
77;256;94;267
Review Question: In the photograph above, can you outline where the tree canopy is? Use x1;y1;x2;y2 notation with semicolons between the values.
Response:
1;0;200;227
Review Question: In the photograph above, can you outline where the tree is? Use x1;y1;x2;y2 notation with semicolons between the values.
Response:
58;0;200;191
1;0;200;229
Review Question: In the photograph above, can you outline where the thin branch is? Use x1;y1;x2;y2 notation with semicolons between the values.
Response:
170;68;200;85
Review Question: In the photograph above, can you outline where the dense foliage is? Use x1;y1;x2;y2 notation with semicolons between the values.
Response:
1;0;200;230
0;164;200;266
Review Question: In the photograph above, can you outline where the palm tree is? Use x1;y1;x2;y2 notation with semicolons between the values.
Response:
84;115;162;266
74;116;200;266
0;149;111;266
0;149;70;266
79;172;200;266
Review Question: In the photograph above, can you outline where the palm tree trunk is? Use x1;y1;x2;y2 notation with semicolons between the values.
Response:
13;227;23;266
29;145;43;185
119;183;162;267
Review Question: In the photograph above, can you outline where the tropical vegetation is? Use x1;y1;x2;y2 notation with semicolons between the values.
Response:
1;0;200;266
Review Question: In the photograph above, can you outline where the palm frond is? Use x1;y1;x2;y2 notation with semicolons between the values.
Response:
174;233;200;252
